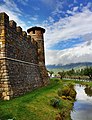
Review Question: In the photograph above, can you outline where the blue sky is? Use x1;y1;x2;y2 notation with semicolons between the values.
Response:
0;0;92;65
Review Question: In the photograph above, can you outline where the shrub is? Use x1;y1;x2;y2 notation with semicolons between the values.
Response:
62;86;70;96
69;89;76;99
67;96;72;100
68;82;75;89
61;96;67;100
58;82;76;100
57;88;62;97
50;98;62;109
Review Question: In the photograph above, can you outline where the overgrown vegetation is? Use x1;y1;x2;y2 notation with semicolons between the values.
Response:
50;81;76;120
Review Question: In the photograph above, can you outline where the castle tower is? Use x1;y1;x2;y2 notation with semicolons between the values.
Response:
27;27;49;85
27;27;45;65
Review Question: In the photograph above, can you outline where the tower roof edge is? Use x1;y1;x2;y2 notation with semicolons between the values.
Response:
27;26;45;33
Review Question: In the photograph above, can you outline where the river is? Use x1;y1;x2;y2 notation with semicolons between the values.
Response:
71;84;92;120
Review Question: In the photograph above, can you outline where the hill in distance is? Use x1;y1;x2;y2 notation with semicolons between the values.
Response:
46;62;92;72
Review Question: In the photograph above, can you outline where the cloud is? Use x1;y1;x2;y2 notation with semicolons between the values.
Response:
0;0;27;30
3;0;21;14
73;6;79;12
83;33;92;42
44;7;92;49
52;0;64;16
29;15;39;21
33;7;40;11
45;41;92;65
17;0;28;5
43;4;92;64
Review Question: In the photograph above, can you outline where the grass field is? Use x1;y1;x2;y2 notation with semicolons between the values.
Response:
0;79;62;120
0;78;91;120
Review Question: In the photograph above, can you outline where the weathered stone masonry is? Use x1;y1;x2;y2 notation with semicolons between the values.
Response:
0;12;49;100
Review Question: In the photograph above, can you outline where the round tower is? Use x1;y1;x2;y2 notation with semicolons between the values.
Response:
27;26;45;66
27;26;49;85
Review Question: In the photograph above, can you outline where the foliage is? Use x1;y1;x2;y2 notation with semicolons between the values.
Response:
83;67;92;79
55;67;92;80
58;82;76;100
50;98;62;109
58;71;66;79
57;88;62;97
48;70;54;77
66;69;75;76
84;86;92;97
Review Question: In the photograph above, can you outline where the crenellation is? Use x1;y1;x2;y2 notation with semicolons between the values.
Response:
0;12;9;27
22;31;27;37
0;12;49;100
27;35;31;40
9;20;17;29
16;26;22;34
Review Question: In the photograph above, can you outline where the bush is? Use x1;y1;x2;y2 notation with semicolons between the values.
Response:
61;96;67;100
57;88;62;97
68;82;75;89
69;89;76;99
62;86;70;96
67;96;72;100
50;98;62;109
58;82;76;100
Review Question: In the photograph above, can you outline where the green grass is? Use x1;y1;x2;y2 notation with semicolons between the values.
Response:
62;79;92;87
0;79;63;120
1;78;88;120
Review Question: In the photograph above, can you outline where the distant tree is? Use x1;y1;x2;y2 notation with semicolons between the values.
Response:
83;67;92;80
58;71;65;79
66;69;75;77
85;86;92;97
48;71;54;77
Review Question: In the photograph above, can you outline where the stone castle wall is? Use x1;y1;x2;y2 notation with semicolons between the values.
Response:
0;12;49;100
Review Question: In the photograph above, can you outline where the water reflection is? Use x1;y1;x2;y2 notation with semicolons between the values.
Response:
71;85;92;120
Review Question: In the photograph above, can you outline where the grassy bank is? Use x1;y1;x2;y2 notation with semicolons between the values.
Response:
62;79;92;87
0;79;75;120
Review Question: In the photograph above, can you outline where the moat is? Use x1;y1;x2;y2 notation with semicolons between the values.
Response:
71;84;92;120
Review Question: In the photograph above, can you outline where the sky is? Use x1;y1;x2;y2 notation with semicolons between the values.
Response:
0;0;92;65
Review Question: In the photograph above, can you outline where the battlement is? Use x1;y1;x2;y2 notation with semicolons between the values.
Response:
0;12;9;26
0;12;28;37
0;12;49;100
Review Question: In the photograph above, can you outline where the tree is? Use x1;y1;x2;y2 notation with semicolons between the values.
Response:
83;67;92;80
48;71;54;77
66;69;75;77
58;71;65;79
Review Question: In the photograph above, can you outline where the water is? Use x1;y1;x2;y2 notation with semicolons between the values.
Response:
71;85;92;120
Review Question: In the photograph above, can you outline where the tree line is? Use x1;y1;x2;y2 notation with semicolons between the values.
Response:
48;67;92;80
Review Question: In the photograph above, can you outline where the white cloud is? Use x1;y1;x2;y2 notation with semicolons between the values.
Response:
17;0;28;5
48;16;54;23
29;15;39;21
0;0;27;30
73;6;79;12
45;41;92;65
44;8;92;49
52;0;64;16
67;10;73;14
